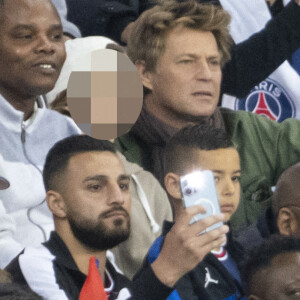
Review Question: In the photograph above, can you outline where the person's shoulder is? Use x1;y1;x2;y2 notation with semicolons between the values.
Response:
42;109;81;134
115;131;138;151
221;107;300;130
221;107;272;122
5;244;54;284
221;107;283;135
43;108;72;123
114;132;146;168
7;244;70;299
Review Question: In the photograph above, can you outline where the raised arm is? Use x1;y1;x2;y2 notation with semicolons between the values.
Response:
132;206;228;299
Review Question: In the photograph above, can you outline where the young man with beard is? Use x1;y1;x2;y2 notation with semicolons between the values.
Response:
6;135;228;299
115;0;300;231
0;0;81;268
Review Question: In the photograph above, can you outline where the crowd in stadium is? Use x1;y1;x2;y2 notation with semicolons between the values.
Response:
1;0;300;299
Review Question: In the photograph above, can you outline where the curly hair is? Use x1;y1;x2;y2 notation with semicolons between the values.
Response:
242;235;300;296
127;0;232;71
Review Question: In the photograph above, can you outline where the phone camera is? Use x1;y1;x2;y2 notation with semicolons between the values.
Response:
183;186;194;196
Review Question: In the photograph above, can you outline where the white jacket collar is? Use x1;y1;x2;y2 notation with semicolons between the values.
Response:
0;94;46;133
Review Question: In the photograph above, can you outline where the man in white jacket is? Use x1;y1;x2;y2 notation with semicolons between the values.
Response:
0;0;81;267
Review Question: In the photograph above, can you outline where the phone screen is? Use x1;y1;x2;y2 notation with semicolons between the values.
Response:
180;170;223;232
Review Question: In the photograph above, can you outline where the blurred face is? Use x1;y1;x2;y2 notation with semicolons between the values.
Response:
61;151;131;250
146;26;222;127
0;0;66;100
250;252;300;300
188;148;241;222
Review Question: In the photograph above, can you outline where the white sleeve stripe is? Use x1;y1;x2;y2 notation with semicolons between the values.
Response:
19;245;69;300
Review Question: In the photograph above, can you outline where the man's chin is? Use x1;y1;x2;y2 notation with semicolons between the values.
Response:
26;81;58;97
107;218;130;236
180;105;216;120
112;215;129;225
79;227;130;251
101;228;130;250
68;214;130;250
102;215;130;233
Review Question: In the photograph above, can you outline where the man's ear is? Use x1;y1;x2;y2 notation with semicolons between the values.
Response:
277;207;294;236
135;60;154;91
46;191;67;219
164;172;182;200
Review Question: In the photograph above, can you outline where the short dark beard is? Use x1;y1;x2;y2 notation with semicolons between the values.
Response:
68;207;130;251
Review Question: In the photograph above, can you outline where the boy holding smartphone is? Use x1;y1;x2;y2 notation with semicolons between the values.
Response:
139;124;245;299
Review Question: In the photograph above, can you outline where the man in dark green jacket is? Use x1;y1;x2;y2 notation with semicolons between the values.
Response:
115;0;300;230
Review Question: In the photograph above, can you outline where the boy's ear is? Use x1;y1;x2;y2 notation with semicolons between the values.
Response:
46;191;67;219
135;60;154;91
164;172;182;200
277;207;294;236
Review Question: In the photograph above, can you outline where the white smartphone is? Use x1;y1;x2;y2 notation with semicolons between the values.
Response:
180;170;223;232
